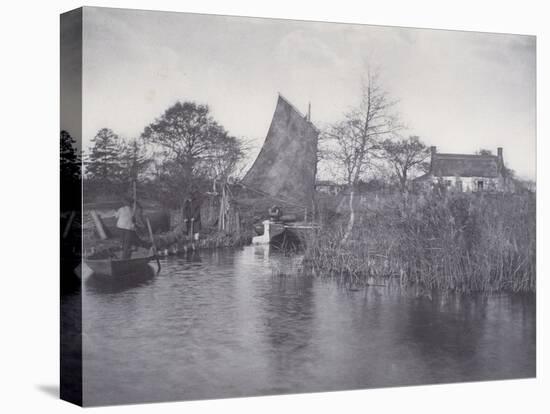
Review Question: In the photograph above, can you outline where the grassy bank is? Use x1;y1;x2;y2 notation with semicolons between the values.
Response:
303;192;535;293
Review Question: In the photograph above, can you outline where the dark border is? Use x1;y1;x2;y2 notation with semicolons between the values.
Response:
60;7;83;407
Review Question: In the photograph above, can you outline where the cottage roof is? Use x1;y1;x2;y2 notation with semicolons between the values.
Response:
431;153;501;178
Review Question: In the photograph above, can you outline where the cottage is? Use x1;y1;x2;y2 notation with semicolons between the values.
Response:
315;180;346;195
414;146;514;192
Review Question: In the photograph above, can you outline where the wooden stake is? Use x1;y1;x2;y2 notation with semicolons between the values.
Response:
218;185;225;231
146;217;156;250
146;216;161;273
132;180;137;212
90;210;108;240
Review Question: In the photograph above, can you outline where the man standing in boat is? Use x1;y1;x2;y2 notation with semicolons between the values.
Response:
116;196;150;259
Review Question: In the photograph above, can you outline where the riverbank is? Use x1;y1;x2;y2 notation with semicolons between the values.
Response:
302;191;535;293
82;203;258;257
81;191;535;293
83;222;254;257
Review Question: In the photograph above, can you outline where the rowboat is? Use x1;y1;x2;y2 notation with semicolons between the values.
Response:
85;250;159;277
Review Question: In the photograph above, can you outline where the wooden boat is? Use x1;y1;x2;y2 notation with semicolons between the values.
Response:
85;250;158;277
253;220;319;247
242;95;321;248
280;222;320;239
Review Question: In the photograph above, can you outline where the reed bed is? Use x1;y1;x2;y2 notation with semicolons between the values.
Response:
303;192;535;293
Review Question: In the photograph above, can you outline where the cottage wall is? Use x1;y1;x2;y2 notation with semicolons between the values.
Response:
316;185;343;195
429;175;505;192
413;146;516;193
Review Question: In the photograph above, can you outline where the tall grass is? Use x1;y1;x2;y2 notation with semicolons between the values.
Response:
304;192;535;293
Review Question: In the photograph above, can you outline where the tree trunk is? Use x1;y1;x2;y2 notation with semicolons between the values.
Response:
401;169;408;192
342;189;355;243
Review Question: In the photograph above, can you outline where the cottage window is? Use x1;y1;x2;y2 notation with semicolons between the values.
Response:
477;180;484;191
456;180;463;192
444;180;452;187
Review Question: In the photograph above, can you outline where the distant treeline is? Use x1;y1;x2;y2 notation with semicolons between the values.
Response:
61;67;534;211
70;101;246;208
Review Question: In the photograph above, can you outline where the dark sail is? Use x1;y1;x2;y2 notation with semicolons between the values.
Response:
241;94;319;207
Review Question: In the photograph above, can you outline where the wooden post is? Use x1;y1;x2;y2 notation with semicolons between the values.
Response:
132;180;137;212
146;217;161;273
218;186;225;231
235;210;240;236
90;210;108;240
146;217;156;249
222;185;226;230
190;217;196;250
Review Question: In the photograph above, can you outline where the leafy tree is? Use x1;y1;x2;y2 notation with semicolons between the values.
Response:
120;138;151;187
60;130;81;209
85;128;124;191
141;101;244;206
60;130;81;184
380;135;430;192
204;133;246;182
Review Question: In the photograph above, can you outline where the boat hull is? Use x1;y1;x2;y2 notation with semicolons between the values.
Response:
283;224;319;243
85;256;154;277
268;222;319;248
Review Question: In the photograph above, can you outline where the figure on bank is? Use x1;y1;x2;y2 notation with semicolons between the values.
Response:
183;189;202;241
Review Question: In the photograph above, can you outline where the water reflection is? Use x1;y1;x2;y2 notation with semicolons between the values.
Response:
85;265;156;294
81;246;535;406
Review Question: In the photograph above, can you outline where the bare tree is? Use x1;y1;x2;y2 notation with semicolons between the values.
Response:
324;70;401;186
324;68;401;241
380;135;430;192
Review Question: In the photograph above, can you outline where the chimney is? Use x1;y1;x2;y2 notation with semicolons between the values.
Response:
429;146;436;173
497;147;504;172
307;102;311;122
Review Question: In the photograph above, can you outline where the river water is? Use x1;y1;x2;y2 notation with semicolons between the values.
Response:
79;246;535;406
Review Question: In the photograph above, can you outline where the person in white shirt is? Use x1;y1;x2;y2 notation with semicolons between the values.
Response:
115;197;149;258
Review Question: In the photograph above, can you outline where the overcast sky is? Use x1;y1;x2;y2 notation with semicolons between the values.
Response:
75;7;536;179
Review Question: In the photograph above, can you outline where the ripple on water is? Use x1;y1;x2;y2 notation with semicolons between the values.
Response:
80;246;535;406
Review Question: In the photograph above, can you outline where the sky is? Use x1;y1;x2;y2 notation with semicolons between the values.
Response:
71;7;536;179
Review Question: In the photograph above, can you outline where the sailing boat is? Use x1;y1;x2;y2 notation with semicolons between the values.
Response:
241;94;320;245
